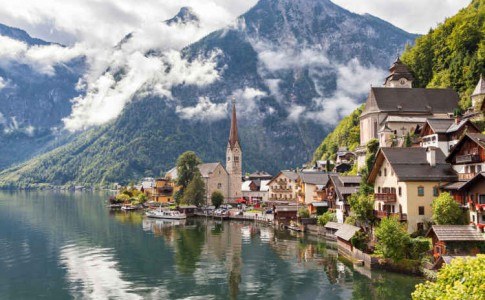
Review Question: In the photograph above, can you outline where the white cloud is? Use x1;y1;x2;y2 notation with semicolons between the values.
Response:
230;87;267;117
255;43;329;72
0;77;6;89
0;35;83;75
307;58;386;124
332;0;470;34
64;50;221;131
176;96;228;122
0;0;258;47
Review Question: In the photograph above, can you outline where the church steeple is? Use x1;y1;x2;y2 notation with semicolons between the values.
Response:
383;57;414;88
226;97;242;202
228;98;240;149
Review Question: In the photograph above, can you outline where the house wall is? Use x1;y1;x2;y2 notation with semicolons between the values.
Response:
404;182;439;233
304;183;316;204
268;173;298;202
373;159;441;233
204;164;229;205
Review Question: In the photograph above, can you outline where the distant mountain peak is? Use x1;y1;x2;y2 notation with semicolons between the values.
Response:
165;7;200;26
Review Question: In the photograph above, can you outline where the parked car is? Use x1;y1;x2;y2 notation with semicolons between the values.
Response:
265;209;273;214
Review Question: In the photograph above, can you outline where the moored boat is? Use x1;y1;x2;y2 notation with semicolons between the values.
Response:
121;204;140;211
146;208;187;220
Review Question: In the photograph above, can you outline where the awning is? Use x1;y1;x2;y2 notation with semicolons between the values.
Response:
236;198;246;203
311;202;328;207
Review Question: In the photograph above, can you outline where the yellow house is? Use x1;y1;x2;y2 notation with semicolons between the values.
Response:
145;178;179;203
368;147;457;233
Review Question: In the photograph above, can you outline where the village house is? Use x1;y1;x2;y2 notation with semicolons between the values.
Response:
145;177;178;203
426;225;485;268
241;179;270;203
445;133;485;181
368;147;458;233
357;58;460;168
327;175;361;223
266;170;299;204
245;171;273;181
298;172;331;215
420;117;480;156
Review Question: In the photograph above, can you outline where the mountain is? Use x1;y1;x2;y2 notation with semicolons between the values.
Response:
401;0;485;109
0;24;84;169
0;0;417;188
165;7;200;26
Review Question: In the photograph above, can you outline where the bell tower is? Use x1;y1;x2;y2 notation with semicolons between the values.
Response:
226;98;242;202
383;57;414;88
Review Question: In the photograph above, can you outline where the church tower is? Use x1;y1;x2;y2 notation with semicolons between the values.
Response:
226;98;242;202
383;57;414;88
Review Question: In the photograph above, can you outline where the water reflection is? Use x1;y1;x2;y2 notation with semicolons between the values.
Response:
0;192;422;299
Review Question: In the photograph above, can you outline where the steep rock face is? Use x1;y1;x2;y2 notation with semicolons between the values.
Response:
0;24;84;168
165;7;200;26
0;0;417;186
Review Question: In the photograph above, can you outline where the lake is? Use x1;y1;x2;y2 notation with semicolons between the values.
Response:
0;191;421;299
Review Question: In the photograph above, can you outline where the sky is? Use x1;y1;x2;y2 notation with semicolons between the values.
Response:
0;0;472;131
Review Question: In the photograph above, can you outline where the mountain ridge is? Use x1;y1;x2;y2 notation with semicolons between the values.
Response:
0;0;417;187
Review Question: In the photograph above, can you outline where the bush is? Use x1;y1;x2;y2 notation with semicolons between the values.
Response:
375;217;410;261
115;193;130;203
412;255;485;299
351;231;369;251
211;191;224;208
407;237;431;260
432;192;464;225
317;211;336;226
298;208;310;218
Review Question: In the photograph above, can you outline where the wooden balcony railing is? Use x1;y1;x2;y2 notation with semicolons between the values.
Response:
375;193;397;203
455;154;481;164
375;210;407;221
458;173;476;180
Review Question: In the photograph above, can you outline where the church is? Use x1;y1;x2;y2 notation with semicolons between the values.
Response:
167;100;243;205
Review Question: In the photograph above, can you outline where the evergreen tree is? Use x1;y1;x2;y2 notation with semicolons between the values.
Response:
182;172;205;206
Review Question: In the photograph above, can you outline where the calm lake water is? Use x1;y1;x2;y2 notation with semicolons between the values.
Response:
0;191;421;299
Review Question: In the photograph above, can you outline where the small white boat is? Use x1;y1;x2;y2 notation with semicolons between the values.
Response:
146;208;187;220
121;204;139;211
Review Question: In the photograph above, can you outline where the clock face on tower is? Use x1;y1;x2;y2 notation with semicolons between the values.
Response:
399;78;407;85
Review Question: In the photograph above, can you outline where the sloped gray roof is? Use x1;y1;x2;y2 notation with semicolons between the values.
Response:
281;170;299;181
198;163;224;178
428;225;485;242
339;176;362;184
363;87;459;116
335;224;361;241
338;186;359;195
275;205;298;212
426;118;454;134
299;172;330;185
324;221;342;230
380;148;457;182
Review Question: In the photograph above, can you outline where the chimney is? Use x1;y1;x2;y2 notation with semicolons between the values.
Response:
426;147;436;167
455;115;461;125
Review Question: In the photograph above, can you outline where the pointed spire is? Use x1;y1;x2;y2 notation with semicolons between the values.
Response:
472;74;485;97
228;97;239;149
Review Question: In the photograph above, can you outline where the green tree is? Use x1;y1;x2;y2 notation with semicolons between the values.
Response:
348;193;375;229
182;172;205;206
359;138;379;195
298;208;310;218
375;217;410;261
211;190;224;208
404;132;412;147
176;151;202;190
412;255;485;299
317;211;336;226
432;192;464;225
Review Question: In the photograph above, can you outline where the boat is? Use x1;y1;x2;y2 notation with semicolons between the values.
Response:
107;203;122;209
121;204;140;211
146;207;187;220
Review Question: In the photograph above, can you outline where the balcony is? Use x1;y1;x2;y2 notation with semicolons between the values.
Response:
458;173;476;181
455;154;481;164
272;188;291;192
375;210;407;221
475;203;485;211
375;193;397;203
